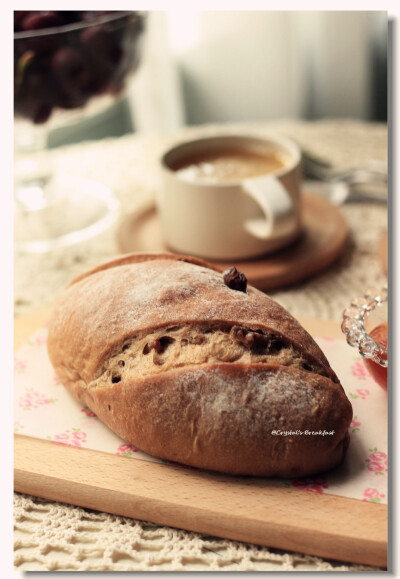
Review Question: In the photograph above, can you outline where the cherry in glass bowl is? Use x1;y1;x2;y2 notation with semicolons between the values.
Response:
14;11;144;125
341;287;388;390
14;11;145;253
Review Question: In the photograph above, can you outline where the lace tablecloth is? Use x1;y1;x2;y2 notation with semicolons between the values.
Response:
14;119;388;571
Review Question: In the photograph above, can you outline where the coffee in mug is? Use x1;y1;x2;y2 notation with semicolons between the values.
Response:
171;147;286;184
158;135;302;260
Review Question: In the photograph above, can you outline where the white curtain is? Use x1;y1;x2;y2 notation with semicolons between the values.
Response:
129;11;386;132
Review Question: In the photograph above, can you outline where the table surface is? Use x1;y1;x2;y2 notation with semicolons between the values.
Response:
14;118;388;572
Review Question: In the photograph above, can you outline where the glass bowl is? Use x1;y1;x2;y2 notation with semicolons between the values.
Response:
341;287;388;390
14;11;145;253
14;11;145;126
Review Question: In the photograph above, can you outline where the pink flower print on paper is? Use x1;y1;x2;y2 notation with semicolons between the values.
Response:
286;476;329;494
362;488;385;503
14;357;27;373
49;428;87;448
351;361;368;380
27;335;47;348
19;389;57;410
14;421;24;433
365;448;388;475
350;416;361;433
356;388;370;400
81;406;97;418
349;388;370;400
116;443;138;457
52;374;61;386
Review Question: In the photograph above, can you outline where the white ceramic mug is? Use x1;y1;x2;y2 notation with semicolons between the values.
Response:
158;134;302;260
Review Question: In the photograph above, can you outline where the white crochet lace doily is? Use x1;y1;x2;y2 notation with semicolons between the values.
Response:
14;119;387;571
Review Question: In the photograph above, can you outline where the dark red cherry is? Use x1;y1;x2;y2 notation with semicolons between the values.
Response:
20;11;65;32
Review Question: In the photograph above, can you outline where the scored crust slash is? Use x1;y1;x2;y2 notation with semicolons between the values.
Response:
47;252;352;478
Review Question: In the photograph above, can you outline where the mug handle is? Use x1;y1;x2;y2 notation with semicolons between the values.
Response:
241;175;295;240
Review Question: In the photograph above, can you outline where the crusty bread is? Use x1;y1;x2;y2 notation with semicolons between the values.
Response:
47;253;352;477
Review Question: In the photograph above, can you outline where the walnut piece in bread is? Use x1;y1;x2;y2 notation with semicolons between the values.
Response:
47;253;352;478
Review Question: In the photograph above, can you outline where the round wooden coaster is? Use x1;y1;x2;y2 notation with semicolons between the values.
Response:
116;192;349;291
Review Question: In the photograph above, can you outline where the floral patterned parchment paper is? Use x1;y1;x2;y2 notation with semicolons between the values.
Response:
14;328;388;504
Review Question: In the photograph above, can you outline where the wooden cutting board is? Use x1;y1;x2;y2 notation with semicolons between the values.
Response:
14;309;387;568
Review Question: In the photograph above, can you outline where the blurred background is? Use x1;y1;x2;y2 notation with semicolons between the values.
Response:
48;10;388;148
13;12;390;570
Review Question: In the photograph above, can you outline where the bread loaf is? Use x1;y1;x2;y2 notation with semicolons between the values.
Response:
47;253;352;478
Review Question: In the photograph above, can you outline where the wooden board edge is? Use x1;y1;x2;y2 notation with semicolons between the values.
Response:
14;434;387;568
